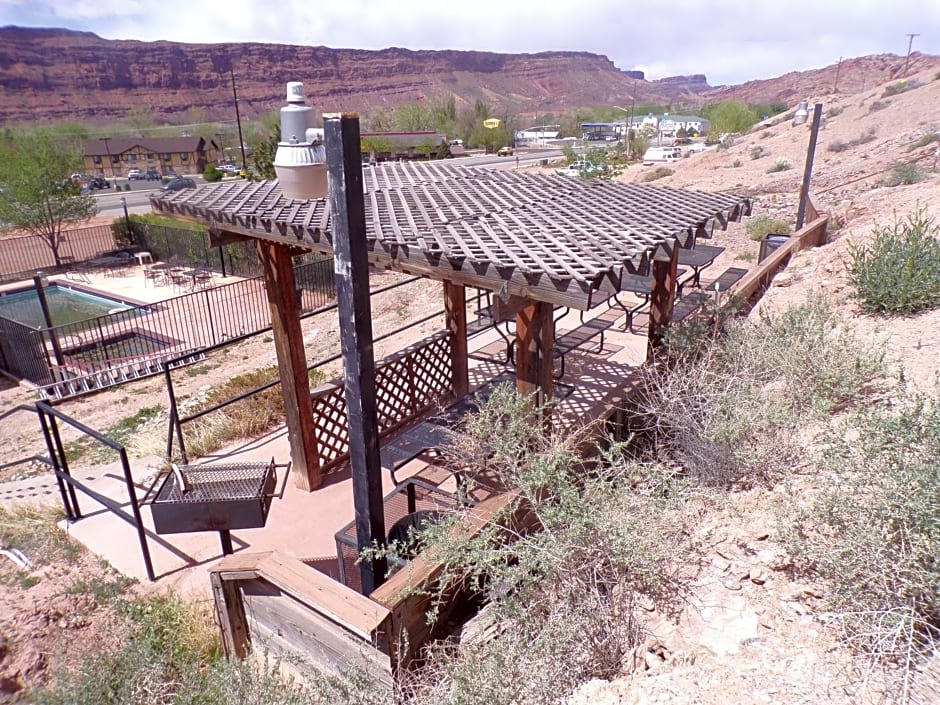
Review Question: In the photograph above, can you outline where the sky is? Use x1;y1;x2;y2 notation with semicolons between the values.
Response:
1;0;938;86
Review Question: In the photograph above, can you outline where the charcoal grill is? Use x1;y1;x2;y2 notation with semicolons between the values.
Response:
144;459;283;555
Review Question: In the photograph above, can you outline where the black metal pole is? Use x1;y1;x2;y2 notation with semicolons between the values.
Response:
219;530;234;555
231;68;248;174
33;274;65;372
324;113;387;594
796;103;823;230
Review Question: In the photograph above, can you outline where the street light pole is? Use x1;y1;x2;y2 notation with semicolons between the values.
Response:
215;132;226;164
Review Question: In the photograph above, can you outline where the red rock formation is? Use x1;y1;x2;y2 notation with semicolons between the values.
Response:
0;27;705;124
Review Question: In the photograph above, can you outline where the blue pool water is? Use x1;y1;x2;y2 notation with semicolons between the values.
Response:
0;284;133;328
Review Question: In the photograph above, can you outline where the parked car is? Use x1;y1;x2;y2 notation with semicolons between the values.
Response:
161;177;196;191
145;168;161;181
497;146;514;156
641;147;684;166
88;176;110;189
555;161;606;177
217;164;240;174
687;143;708;154
127;169;143;180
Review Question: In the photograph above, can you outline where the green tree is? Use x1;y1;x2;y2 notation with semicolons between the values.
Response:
126;106;155;136
393;103;433;132
366;108;395;132
249;121;279;180
0;129;97;266
701;101;760;136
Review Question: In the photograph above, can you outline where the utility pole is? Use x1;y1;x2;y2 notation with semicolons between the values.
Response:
902;34;919;77
231;67;248;174
832;57;842;93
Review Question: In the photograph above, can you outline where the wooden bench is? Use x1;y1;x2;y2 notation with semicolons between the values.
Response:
553;306;623;378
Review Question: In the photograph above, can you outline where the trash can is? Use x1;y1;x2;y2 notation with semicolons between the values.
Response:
758;233;790;263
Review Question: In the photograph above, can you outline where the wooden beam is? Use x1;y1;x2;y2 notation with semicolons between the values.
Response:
515;300;554;414
325;113;387;595
255;240;322;490
646;238;679;362
210;571;250;658
443;281;469;398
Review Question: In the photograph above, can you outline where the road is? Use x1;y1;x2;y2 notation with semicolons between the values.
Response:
92;149;565;218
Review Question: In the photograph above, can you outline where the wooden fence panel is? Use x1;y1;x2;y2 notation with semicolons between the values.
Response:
210;552;393;689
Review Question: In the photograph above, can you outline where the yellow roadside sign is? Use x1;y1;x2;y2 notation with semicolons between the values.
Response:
483;118;501;129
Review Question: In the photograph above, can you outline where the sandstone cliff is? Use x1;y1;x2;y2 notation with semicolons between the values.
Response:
0;26;707;124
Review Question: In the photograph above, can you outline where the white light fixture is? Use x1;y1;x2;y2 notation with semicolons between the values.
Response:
792;100;809;127
273;82;328;200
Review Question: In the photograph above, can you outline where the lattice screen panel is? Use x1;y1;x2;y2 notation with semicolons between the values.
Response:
311;331;454;474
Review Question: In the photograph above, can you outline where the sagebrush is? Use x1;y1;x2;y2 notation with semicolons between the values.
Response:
846;205;940;315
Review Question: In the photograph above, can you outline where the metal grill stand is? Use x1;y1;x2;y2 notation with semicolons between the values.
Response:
145;459;283;555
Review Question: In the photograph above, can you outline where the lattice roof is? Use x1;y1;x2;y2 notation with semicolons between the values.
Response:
150;161;750;309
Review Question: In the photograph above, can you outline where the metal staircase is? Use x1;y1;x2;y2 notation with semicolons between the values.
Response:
39;349;206;401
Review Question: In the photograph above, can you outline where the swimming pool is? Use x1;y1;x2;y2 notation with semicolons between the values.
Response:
0;283;137;328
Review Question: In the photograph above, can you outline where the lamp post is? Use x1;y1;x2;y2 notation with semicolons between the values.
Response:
33;272;65;376
273;83;386;593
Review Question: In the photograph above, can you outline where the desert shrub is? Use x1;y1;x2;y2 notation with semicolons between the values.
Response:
643;166;673;182
826;105;844;118
868;100;890;113
883;161;927;187
907;132;939;151
828;140;848;153
766;157;792;173
202;165;223;182
717;135;735;149
882;79;920;97
731;158;742;168
383;386;689;705
0;504;80;565
745;214;790;241
788;395;940;672
846;206;940;315
749;145;766;160
633;298;885;487
183;365;325;459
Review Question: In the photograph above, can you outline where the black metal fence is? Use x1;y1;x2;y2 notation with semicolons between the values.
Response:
0;316;52;385
0;257;336;389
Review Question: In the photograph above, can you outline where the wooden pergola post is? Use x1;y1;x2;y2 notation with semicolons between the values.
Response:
646;238;680;362
443;281;469;398
515;300;554;417
255;240;322;491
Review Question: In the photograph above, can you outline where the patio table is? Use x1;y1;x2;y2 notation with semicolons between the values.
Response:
677;245;725;289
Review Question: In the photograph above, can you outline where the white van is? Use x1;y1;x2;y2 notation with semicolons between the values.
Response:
642;147;684;166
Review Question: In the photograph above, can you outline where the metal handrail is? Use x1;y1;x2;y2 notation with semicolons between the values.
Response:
34;400;156;581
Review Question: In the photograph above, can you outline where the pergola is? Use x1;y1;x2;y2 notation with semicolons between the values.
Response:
151;159;750;488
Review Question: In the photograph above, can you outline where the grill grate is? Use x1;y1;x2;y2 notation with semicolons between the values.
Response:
154;462;273;504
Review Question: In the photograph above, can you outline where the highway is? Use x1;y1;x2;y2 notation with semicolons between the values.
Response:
92;149;565;218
